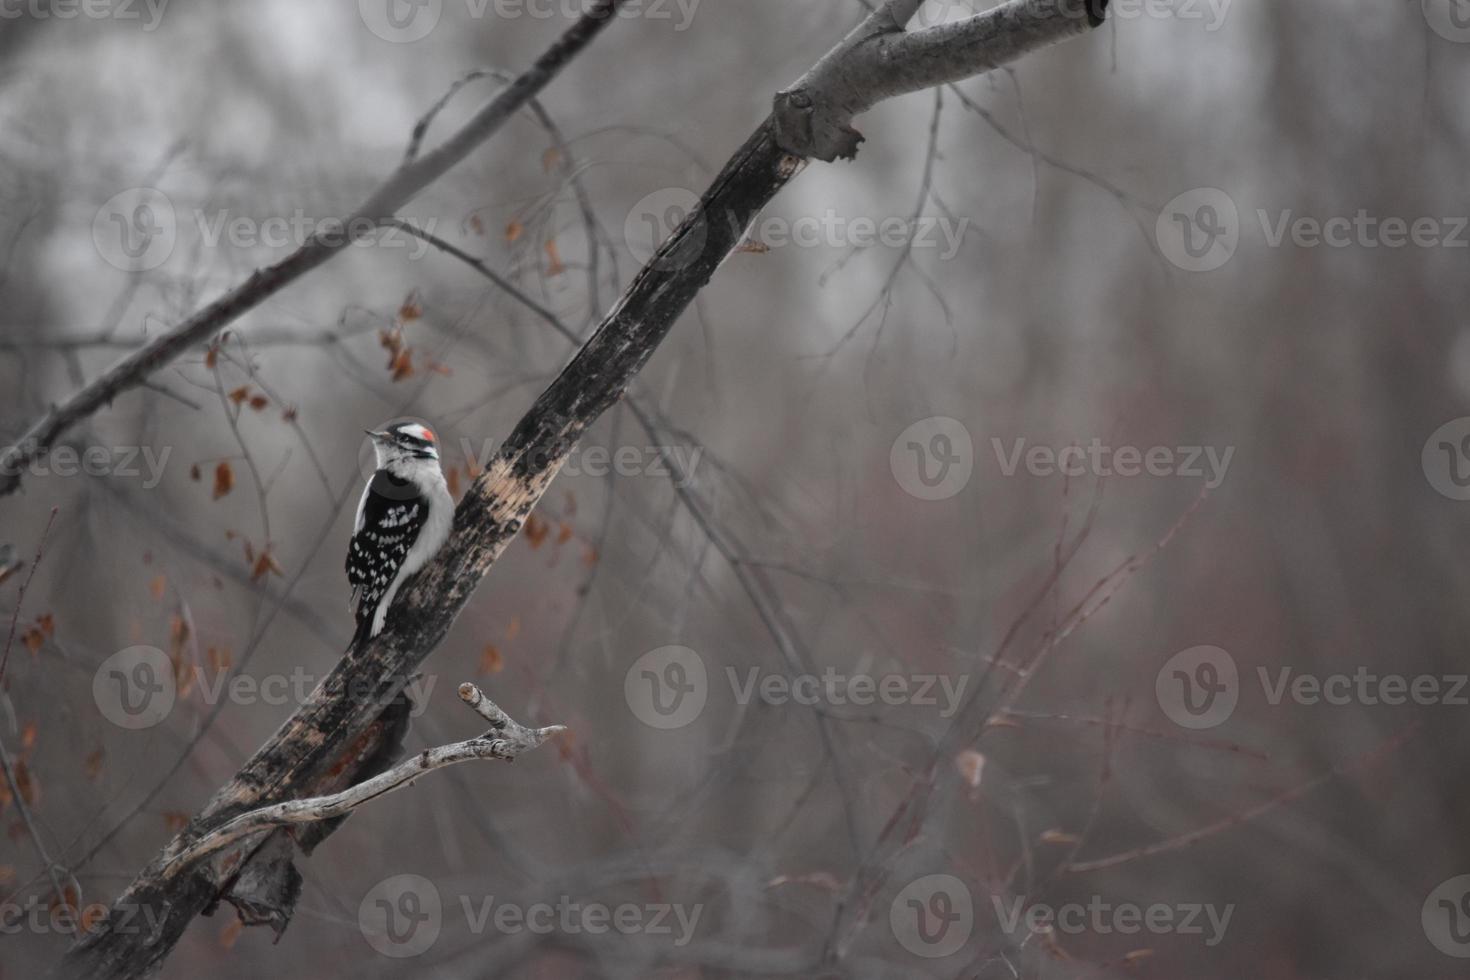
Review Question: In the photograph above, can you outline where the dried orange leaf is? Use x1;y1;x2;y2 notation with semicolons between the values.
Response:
545;239;565;276
524;514;549;549
479;645;504;675
505;218;524;243
219;915;244;949
227;386;250;406
1038;829;1082;846
248;394;269;412
163;811;189;833
84;748;105;781
150;575;167;600
212;462;234;500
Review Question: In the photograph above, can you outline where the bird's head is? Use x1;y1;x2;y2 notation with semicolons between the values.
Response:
367;421;441;469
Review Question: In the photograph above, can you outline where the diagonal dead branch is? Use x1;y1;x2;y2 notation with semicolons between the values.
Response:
0;0;632;499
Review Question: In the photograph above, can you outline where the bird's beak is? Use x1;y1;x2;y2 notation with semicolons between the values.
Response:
366;429;389;441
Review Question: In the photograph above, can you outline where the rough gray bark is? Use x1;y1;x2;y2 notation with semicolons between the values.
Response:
55;2;1108;977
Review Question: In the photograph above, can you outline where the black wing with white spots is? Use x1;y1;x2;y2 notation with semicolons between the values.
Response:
347;470;429;641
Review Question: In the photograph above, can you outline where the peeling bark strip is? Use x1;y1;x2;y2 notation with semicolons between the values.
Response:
0;0;632;499
58;3;1106;977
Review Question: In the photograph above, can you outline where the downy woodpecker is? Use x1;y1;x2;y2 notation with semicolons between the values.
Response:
347;421;454;646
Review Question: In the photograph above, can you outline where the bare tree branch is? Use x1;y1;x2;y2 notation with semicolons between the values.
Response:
155;684;561;882
0;0;632;498
59;3;1108;976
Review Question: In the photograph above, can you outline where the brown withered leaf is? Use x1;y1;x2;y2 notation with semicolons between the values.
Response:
1122;950;1155;966
1038;829;1082;846
251;550;284;583
390;349;414;382
189;463;201;481
524;513;549;549
227;386;250;406
20;722;37;752
36;613;53;637
545;239;565;276
149;575;167;600
479;644;504;675
399;294;422;323
21;628;44;655
248;394;269;412
556;522;574;546
218;915;245;950
213;461;235;500
13;759;37;806
505;616;521;642
0;865;15;886
81;904;108;934
84;748;105;781
505;218;524;243
735;239;770;254
208;646;232;672
582;545;599;568
282;405;299;423
163;811;190;833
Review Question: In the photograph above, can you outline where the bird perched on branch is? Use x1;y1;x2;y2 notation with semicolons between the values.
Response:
347;421;454;647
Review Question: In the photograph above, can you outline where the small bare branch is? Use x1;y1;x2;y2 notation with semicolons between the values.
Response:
157;684;562;881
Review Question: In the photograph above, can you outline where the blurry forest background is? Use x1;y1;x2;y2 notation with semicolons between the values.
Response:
3;1;1470;977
